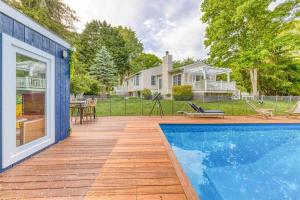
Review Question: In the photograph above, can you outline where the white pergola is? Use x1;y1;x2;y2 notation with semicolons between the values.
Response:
183;62;231;82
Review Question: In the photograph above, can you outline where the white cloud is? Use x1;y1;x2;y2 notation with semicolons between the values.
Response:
64;0;208;60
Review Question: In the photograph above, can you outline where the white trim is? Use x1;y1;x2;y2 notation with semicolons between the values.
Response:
2;33;55;168
0;0;70;48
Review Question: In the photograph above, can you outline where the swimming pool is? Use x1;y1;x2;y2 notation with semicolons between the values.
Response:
160;124;300;200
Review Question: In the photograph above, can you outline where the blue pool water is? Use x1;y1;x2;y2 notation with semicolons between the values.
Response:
160;124;300;200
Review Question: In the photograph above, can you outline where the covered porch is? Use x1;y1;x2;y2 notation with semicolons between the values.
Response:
183;64;236;92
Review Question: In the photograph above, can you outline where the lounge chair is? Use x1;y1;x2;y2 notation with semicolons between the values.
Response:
246;100;273;118
286;101;300;118
180;102;225;118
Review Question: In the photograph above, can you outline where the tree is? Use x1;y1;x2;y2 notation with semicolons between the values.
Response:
90;47;118;92
117;26;144;61
75;20;129;80
8;0;78;40
70;50;98;95
173;58;196;69
130;53;162;73
201;0;300;96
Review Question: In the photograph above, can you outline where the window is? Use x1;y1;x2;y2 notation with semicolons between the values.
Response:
151;76;156;86
173;74;182;86
195;75;203;81
16;54;47;147
135;75;139;86
159;79;162;89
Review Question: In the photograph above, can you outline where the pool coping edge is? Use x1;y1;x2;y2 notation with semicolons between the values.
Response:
157;124;200;200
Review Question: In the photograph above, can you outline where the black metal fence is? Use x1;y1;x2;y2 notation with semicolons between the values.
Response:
82;95;299;117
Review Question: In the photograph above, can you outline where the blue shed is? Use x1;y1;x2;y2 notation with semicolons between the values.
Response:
0;1;70;172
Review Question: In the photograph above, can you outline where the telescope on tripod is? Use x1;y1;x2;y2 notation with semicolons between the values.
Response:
149;93;164;117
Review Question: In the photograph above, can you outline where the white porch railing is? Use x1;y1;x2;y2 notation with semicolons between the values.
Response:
16;77;46;90
193;80;236;91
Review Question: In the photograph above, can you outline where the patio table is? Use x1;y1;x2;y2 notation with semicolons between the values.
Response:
70;100;96;124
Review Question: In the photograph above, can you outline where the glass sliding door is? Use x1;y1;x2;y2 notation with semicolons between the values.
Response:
16;54;47;147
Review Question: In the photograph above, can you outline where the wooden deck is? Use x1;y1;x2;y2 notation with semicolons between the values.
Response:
0;116;299;199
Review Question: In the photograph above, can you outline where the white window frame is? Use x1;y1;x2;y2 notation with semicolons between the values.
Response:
173;74;182;86
158;78;162;90
2;33;55;168
151;76;156;86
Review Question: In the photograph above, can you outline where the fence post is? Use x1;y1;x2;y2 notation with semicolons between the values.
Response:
141;96;143;116
231;100;234;116
124;97;127;116
275;95;278;113
109;96;112;116
172;99;174;115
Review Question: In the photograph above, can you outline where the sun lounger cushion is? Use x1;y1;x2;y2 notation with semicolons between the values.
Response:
204;110;225;114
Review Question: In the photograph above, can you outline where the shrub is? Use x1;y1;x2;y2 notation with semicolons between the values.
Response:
141;88;152;99
172;85;193;101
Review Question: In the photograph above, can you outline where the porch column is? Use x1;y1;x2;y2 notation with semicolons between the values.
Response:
182;73;186;85
226;71;230;83
203;70;207;91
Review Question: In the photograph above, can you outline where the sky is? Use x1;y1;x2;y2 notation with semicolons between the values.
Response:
63;0;286;61
64;0;208;60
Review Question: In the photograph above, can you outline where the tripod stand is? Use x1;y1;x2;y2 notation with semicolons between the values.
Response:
149;93;164;117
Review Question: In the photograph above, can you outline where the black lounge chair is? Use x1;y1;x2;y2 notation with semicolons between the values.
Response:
181;102;225;118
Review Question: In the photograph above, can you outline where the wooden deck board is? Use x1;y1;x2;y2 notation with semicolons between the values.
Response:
1;116;299;199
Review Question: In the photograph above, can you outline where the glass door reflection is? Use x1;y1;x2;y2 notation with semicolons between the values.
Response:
16;53;47;147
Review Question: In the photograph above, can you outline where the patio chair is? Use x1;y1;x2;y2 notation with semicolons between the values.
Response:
179;102;225;118
246;100;273;119
286;101;300;118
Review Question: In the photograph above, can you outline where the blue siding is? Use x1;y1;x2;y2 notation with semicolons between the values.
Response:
0;12;70;171
0;14;13;36
13;21;25;41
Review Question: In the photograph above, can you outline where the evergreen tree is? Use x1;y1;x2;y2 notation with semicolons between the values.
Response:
90;47;118;92
75;20;129;80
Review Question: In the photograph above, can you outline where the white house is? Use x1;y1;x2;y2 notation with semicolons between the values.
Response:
115;52;236;98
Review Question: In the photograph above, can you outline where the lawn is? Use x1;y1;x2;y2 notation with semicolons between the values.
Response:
95;96;295;116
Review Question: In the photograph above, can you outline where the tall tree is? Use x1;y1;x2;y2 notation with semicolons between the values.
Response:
117;26;144;61
8;0;78;40
130;53;162;73
75;20;129;80
201;0;300;96
90;47;118;92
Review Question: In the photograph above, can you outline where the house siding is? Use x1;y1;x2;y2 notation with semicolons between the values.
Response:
0;12;70;171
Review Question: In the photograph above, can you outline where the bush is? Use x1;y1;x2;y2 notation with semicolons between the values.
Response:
141;88;152;99
172;85;193;101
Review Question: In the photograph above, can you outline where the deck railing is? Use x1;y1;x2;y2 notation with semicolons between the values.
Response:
79;95;299;117
193;80;236;91
16;77;46;90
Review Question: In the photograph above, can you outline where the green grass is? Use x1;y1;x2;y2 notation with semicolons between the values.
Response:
95;96;295;116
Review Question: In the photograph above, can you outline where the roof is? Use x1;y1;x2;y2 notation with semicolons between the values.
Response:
124;61;231;80
124;65;162;81
0;1;70;48
182;62;231;75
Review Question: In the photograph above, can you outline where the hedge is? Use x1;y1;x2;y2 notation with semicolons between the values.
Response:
172;85;193;101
